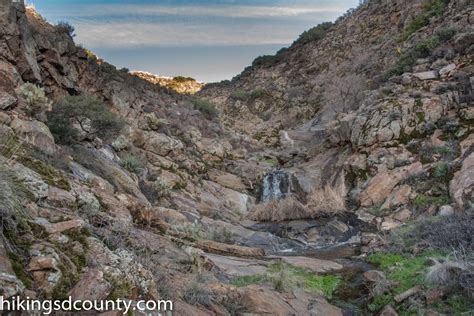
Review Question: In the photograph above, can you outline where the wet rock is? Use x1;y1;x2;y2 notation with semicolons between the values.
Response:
203;253;268;277
277;256;343;273
364;270;386;282
425;287;446;305
195;240;265;257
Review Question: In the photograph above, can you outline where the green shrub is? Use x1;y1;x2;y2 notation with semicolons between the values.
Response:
296;22;333;44
433;162;449;178
413;194;449;206
171;220;202;239
385;36;441;78
144;112;162;130
111;135;128;151
18;83;52;121
250;88;267;98
119;155;142;173
191;98;219;119
399;0;449;41
56;21;75;37
152;178;171;198
436;27;457;42
47;95;125;144
230;89;247;101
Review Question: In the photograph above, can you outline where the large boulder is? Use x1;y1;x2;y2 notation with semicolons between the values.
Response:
450;152;474;210
144;132;183;157
11;118;56;154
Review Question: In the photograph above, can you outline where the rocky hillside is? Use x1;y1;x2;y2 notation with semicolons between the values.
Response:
0;0;473;315
131;71;204;95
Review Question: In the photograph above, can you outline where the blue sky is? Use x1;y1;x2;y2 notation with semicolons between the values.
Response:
31;0;359;82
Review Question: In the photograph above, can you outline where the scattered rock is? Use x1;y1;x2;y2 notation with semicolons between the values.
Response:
10;118;56;154
69;269;112;301
379;305;398;316
195;240;265;257
413;70;439;80
394;285;421;303
438;205;454;217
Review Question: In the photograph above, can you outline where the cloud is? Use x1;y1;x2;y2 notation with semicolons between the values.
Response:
38;1;359;48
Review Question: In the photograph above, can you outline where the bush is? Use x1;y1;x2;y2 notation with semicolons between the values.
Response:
119;155;142;173
436;27;457;42
296;22;333;44
152;178;171;198
230;89;247;101
183;281;214;307
56;21;75;37
399;0;449;41
47;95;125;144
191;98;219;119
144;112;161;130
18;83;52;121
111;135;128;151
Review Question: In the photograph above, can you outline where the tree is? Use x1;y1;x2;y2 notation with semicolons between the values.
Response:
47;95;125;145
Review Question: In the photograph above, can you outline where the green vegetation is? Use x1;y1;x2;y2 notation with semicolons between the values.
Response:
119;155;143;173
230;262;341;298
433;162;449;179
105;274;132;300
231;88;267;101
111;135;128;151
296;22;333;44
18;155;71;191
47;95;125;145
399;0;449;41
152;178;171;198
56;21;76;37
171;221;203;239
144;112;162;130
191;98;219;119
386;35;442;78
367;252;444;311
18;83;52;121
413;194;449;207
7;251;33;289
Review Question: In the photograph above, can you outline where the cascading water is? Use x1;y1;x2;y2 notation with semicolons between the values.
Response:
261;169;294;202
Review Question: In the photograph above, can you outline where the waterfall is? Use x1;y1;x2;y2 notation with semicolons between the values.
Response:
261;169;294;203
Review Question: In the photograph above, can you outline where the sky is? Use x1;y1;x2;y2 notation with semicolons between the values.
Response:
31;0;359;82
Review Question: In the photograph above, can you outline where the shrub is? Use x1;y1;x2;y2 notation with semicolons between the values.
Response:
230;89;247;101
152;178;171;198
385;36;442;78
250;88;267;98
171;221;202;239
18;83;52;121
433;162;449;178
436;27;457;42
47;95;125;144
296;22;333;44
56;21;75;37
111;135;128;151
144;112;161;130
183;281;214;307
119;155;142;173
191;98;219;119
399;0;449;41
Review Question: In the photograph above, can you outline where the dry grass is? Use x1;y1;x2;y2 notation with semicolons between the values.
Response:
250;185;347;222
249;196;311;222
306;185;346;216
